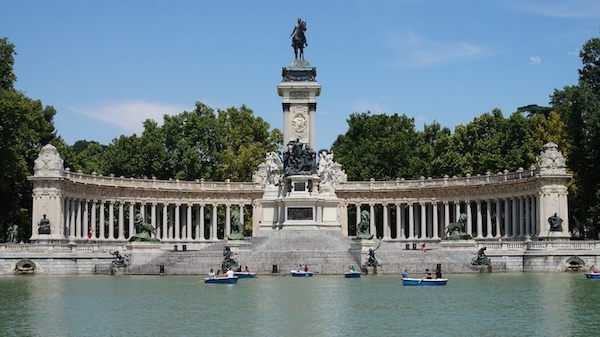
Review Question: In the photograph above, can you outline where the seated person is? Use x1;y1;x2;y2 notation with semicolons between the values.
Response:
304;264;308;272
208;268;215;279
226;268;235;278
425;268;432;279
244;265;250;273
435;268;442;279
350;265;355;272
296;264;301;272
590;265;598;273
401;269;408;279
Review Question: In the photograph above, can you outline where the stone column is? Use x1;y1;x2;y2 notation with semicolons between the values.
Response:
400;204;405;239
443;201;450;239
118;202;124;240
140;203;146;224
90;201;96;239
532;196;537;237
225;204;231;237
519;197;525;238
432;201;439;240
504;197;510;237
69;199;76;239
108;200;114;240
199;204;205;241
396;204;404;239
382;203;390;239
186;204;192;240
466;201;472;236
369;204;375;237
476;200;483;239
355;203;361;236
512;198;518;239
495;199;501;238
129;203;135;238
83;201;88;239
486;200;492;238
174;204;180;241
162;204;168;241
151;203;157;238
211;204;218;240
408;203;414;239
420;202;427;239
76;199;82;239
455;201;460;222
240;204;245;236
99;201;105;240
525;196;531;237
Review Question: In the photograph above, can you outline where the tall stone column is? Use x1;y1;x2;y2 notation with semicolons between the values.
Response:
495;199;501;238
396;204;404;239
150;203;157;238
69;199;76;239
443;201;450;239
76;199;82;239
129;203;135;239
408;203;414;239
455;201;460;222
108;201;114;240
211;204;218;240
512;198;518;239
525;196;531;237
466;201;472;236
504;197;511;237
140;203;146;224
432;201;439;240
162;204;168;241
420;202;427;239
118;202;124;240
199;204;205;241
486;200;492;238
356;203;361;236
83;201;89;239
383;203;390;239
90;201;96;239
239;204;245;236
476;200;483;239
225;204;231;237
99;201;105;240
519;197;525;238
174;204;180;241
186;204;192;240
369;204;375;237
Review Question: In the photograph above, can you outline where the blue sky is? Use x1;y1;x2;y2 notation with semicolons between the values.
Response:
2;0;599;151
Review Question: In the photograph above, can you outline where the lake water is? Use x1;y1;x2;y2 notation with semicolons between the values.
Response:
0;273;599;336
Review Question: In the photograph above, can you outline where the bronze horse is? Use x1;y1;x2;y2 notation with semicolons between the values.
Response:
291;18;307;60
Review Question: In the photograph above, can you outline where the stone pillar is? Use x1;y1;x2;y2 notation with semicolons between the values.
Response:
432;201;439;240
486;200;492;238
476;200;483;239
399;204;405;239
240;204;245;236
408;203;414;239
519;197;525;238
512;198;518;239
420;202;427;239
525;196;531;237
75;199;82;239
382;203;389;239
162;204;168;241
174;204;180;241
99;201;105;240
90;201;96;239
211;204;218;240
83;201;88;239
149;203;156;238
396;204;403;239
225;204;231;237
443;201;450;238
69;199;76;239
355;203;361;236
187;204;192;240
118;202;124;240
455;202;460;222
129;203;135;238
108;201;114;240
140;203;145;224
339;202;348;236
504;197;510;237
369;204;375;237
199;204;205;241
495;199;501;238
466;201;472;236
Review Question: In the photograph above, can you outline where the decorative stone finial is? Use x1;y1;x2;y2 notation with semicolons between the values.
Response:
537;142;567;175
33;144;64;177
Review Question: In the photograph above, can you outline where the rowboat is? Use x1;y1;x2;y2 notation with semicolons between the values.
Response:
204;276;238;284
234;272;256;278
291;270;313;277
344;271;361;278
585;273;600;279
402;277;448;286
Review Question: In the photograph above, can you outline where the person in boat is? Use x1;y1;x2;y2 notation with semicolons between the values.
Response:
435;267;442;279
304;264;309;272
208;268;216;279
216;270;222;277
425;269;432;279
350;265;355;272
590;265;598;273
296;264;302;272
244;265;250;272
226;268;235;278
402;269;408;279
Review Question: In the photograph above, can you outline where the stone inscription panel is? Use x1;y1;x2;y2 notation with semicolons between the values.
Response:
287;207;313;221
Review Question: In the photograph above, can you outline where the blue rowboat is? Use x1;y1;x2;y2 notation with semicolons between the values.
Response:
402;277;448;286
291;270;313;277
344;271;361;278
585;273;600;279
204;276;238;284
234;272;256;279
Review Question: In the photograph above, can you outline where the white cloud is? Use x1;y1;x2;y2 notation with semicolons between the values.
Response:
72;101;187;134
507;0;600;19
385;30;487;68
529;56;542;64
